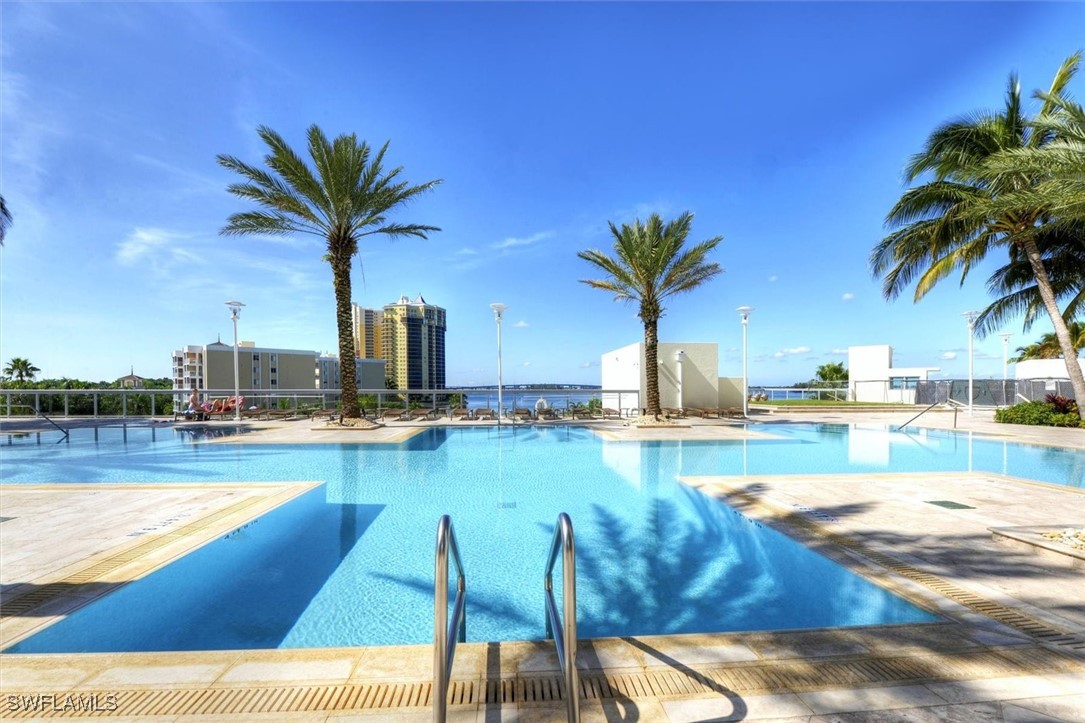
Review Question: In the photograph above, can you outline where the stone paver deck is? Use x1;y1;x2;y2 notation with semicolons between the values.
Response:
0;411;1082;720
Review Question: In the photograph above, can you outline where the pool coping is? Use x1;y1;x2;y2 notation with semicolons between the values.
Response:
2;421;1084;719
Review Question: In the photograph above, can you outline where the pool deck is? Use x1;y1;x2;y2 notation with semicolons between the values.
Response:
1;411;1083;720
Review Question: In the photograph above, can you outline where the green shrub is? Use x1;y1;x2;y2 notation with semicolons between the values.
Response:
996;401;1084;427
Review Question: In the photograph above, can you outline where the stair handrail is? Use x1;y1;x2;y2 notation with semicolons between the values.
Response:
433;515;466;723
5;405;69;440
544;512;580;722
895;400;940;432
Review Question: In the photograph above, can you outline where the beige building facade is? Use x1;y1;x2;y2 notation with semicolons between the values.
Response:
379;295;446;390
351;305;384;360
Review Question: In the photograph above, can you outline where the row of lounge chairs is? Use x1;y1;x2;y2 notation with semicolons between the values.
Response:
663;407;744;419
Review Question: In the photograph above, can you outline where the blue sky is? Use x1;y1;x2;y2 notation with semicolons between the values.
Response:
2;1;1082;386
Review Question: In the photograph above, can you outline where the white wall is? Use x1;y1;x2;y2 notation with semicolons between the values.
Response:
848;344;938;403
601;341;720;411
1016;358;1084;380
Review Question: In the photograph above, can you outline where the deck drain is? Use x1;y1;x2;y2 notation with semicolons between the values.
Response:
925;500;975;510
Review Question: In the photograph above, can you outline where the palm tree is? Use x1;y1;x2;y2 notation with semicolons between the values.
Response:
578;212;722;419
218;125;441;419
4;358;40;382
0;194;11;246
871;53;1085;416
1011;323;1085;362
814;362;848;386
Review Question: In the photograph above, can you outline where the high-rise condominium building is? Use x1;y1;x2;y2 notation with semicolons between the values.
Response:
380;295;446;390
351;305;384;360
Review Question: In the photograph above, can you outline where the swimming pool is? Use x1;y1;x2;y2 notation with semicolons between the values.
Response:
3;423;1079;653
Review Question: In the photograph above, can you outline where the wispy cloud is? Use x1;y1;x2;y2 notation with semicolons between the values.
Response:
828;348;848;355
581;360;599;368
132;153;223;196
115;227;203;272
841;292;854;301
454;248;478;256
940;351;958;360
513;320;529;328
773;346;811;358
491;230;553;250
768;274;778;282
522;361;532;367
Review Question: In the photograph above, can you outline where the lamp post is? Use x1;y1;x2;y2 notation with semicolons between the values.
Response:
999;332;1012;406
226;300;245;422
963;310;978;417
737;306;753;417
490;303;506;426
674;349;686;414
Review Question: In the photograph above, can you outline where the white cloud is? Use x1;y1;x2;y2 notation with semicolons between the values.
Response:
115;227;202;272
829;348;848;355
768;275;778;282
454;248;478;256
491;230;553;250
522;361;531;367
841;292;854;301
776;346;811;356
580;361;599;368
512;320;529;328
940;351;958;360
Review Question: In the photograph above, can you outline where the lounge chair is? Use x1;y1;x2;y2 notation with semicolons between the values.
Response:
451;408;473;420
663;407;686;419
380;408;408;421
513;407;534;421
602;407;621;419
408;408;436;421
474;408;496;421
537;407;560;421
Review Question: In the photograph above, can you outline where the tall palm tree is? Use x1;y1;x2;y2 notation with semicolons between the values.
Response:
578;212;722;419
1010;323;1085;362
871;53;1085;416
3;358;40;382
0;194;11;246
218;125;441;419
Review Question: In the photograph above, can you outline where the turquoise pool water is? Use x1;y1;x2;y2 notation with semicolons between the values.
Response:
3;423;1079;653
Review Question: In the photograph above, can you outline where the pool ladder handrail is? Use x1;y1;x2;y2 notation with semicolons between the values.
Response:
433;515;467;723
6;405;69;441
895;400;940;431
544;512;580;723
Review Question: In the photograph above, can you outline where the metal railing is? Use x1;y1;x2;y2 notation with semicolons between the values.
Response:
895;400;941;431
7;405;68;440
433;515;466;723
544;513;579;723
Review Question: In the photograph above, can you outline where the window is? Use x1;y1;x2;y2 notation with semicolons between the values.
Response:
889;376;919;390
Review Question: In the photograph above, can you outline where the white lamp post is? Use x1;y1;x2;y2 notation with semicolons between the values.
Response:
999;332;1012;406
674;349;686;414
737;306;753;417
490;303;506;426
963;310;978;417
226;300;245;422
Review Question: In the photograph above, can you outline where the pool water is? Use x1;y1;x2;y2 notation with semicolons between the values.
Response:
3;423;1079;653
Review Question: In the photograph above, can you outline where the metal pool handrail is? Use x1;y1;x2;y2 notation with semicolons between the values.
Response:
895;400;940;431
433;515;466;723
7;405;68;440
544;512;580;722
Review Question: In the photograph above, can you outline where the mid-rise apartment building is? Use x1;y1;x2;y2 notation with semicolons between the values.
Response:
172;341;386;396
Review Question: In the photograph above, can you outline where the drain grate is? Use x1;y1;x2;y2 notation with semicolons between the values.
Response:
925;500;975;510
4;647;1081;718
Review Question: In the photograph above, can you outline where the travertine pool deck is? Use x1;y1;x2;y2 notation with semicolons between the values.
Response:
1;411;1083;720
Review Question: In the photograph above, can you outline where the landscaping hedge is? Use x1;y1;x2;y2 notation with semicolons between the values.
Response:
995;400;1084;428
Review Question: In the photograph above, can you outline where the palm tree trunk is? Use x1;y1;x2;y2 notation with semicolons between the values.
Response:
1022;237;1085;418
332;258;361;419
644;319;661;418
